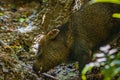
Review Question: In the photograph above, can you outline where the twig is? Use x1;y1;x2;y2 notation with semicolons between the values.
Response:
0;39;8;47
0;30;12;33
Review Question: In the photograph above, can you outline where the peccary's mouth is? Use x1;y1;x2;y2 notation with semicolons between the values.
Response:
38;66;42;73
40;66;43;72
33;62;42;73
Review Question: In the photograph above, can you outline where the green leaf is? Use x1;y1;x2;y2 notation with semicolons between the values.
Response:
0;12;3;16
112;67;120;77
111;60;120;65
102;65;114;80
11;4;16;8
112;13;120;18
116;52;120;58
19;18;25;23
82;65;93;80
90;0;120;4
68;72;76;77
42;0;47;2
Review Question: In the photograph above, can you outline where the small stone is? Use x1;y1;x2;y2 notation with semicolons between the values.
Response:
11;8;17;12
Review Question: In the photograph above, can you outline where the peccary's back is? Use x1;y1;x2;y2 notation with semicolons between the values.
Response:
69;3;120;71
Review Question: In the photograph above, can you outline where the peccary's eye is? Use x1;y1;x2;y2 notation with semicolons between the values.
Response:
37;51;42;58
37;45;42;57
49;36;57;41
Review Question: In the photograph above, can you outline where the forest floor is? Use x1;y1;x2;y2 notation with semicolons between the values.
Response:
0;0;81;80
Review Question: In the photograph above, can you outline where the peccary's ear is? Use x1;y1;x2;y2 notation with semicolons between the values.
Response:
46;29;60;40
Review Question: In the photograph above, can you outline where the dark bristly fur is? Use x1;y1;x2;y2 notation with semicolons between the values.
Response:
33;2;120;73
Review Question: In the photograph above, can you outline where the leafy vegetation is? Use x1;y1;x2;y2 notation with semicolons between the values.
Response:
82;0;120;80
90;0;120;4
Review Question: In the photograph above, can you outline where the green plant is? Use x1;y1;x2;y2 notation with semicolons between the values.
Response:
82;44;120;80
